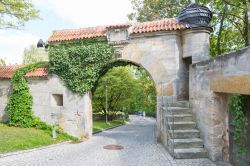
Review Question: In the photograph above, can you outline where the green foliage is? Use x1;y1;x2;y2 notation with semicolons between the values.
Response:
130;66;156;113
128;0;249;56
0;0;39;29
93;65;156;120
144;111;156;118
7;62;48;128
128;0;190;21
23;45;49;64
0;123;72;153
49;39;114;95
229;94;250;164
93;66;138;116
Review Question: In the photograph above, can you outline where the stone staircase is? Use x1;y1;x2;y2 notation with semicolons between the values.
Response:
164;101;208;159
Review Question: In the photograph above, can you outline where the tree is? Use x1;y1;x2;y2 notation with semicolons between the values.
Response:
130;66;156;113
0;57;6;66
128;0;249;56
23;45;48;64
128;0;190;22
93;66;138;117
93;65;156;120
0;0;39;29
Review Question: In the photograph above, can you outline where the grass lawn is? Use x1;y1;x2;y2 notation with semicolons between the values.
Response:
93;119;125;133
0;123;72;154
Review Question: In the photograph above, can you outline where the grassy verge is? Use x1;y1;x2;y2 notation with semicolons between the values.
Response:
93;119;125;133
0;123;73;153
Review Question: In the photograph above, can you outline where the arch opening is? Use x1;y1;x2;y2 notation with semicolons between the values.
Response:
91;60;157;134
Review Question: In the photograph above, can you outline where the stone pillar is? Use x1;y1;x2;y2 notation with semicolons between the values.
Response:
182;27;212;63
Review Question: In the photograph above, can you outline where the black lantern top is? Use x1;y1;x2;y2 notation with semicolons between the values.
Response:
177;3;212;28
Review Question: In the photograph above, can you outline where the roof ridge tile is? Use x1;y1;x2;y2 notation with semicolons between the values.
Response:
48;18;187;42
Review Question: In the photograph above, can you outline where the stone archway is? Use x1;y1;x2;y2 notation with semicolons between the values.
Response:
46;19;212;143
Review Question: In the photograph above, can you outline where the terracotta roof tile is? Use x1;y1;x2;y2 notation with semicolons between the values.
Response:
25;68;48;78
0;65;48;79
130;19;187;34
106;23;131;29
48;19;188;43
48;26;106;43
0;65;19;79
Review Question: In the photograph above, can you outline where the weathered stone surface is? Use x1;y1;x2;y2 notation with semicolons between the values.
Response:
28;75;92;139
0;75;92;139
182;27;211;63
0;79;10;123
190;47;250;161
107;27;129;44
211;75;250;95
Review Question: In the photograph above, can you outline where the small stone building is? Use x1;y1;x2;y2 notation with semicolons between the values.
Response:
0;66;92;139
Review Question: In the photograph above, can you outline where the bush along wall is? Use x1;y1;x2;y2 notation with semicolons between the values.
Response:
49;38;114;95
7;62;51;130
229;94;250;164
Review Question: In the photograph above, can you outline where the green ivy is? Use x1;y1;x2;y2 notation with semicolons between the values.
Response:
229;94;249;164
7;62;50;129
49;39;114;95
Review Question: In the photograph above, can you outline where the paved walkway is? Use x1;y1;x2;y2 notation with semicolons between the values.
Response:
0;115;215;166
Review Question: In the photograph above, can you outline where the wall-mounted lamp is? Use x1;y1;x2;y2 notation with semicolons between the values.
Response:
37;39;48;48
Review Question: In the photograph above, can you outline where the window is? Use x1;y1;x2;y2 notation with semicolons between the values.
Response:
51;94;63;106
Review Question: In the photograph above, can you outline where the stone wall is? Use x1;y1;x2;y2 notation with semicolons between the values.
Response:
0;26;212;150
189;47;250;161
0;79;11;123
107;26;211;146
0;75;92;139
119;31;182;143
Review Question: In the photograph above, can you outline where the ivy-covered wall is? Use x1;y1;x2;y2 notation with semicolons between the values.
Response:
7;62;51;129
229;94;250;165
6;38;114;133
49;39;114;95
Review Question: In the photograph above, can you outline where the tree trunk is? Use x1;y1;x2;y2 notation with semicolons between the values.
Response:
217;5;227;55
242;0;249;46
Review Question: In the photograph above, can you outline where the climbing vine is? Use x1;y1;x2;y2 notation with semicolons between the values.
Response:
7;38;114;130
7;62;50;129
229;94;249;163
49;38;114;95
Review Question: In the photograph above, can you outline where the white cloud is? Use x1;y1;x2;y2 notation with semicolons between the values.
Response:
46;0;133;27
0;31;39;64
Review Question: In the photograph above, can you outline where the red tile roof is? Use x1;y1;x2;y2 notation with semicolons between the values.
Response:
130;19;187;34
48;19;188;43
25;68;48;78
48;26;106;43
0;65;48;79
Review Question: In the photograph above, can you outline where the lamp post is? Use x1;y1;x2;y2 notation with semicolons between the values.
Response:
105;80;109;124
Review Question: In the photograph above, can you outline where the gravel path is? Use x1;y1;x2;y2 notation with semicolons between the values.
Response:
0;115;215;166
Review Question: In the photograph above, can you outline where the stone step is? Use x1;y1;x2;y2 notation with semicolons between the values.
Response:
163;107;191;114
169;101;190;108
166;114;194;122
168;122;196;130
169;129;200;139
174;148;208;159
169;138;204;148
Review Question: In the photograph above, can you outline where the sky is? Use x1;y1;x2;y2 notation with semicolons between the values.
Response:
0;0;133;64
